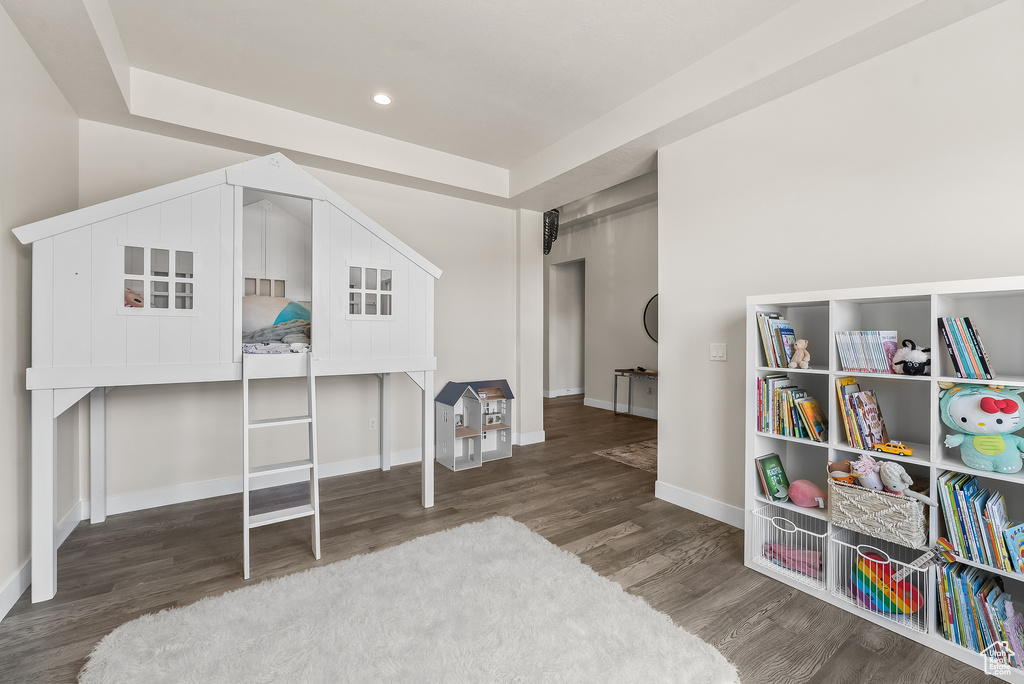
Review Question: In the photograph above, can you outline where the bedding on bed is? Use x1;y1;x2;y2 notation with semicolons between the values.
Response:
242;295;312;347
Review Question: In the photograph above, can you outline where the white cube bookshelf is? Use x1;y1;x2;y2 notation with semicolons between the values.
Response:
746;276;1024;681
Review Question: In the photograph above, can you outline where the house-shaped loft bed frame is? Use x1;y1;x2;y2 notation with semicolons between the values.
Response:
12;153;441;603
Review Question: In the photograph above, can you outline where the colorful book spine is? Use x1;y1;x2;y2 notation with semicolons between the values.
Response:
939;318;964;378
964;317;994;379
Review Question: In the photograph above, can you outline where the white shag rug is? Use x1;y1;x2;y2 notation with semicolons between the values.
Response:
80;517;738;683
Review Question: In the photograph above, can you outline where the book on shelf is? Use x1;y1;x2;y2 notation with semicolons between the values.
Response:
938;472;1020;573
848;389;889;448
796;397;828;442
835;377;862;448
938;316;994;380
834;330;897;373
1004;523;1024;574
937;563;1021;665
756;453;790;503
756;311;788;367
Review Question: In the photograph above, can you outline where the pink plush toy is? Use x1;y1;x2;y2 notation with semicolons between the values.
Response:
124;288;144;307
851;453;883;490
789;480;827;508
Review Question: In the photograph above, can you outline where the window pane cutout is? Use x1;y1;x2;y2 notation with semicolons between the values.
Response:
366;293;377;315
381;270;392;291
349;267;361;289
151;249;169;277
124;246;144;275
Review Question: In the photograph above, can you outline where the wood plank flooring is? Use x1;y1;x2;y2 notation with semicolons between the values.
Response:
0;396;989;683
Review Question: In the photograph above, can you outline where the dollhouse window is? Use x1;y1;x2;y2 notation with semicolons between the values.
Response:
121;245;196;315
348;265;394;319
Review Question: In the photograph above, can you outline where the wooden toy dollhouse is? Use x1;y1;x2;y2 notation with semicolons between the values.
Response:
435;380;513;471
12;153;441;602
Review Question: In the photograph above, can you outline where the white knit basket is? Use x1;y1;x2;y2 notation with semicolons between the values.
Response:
828;479;928;549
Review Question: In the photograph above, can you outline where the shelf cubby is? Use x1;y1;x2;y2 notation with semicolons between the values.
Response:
747;277;1024;681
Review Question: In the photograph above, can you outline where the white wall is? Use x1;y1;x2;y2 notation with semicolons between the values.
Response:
0;4;79;614
547;260;585;395
544;202;658;415
76;120;524;499
657;0;1024;519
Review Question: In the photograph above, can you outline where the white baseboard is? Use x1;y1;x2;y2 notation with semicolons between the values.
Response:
655;480;744;530
583;397;658;420
0;502;87;621
0;560;29;623
102;448;422;517
515;430;545;446
543;388;583;398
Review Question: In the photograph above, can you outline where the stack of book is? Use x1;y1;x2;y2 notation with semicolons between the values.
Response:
938;472;1024;573
835;377;889;450
756;374;828;441
939;317;994;380
756;311;797;368
937;563;1024;667
834;330;897;373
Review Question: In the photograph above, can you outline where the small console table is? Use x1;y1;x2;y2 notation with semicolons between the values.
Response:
613;368;658;416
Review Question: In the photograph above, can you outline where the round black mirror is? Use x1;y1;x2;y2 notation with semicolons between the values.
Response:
643;294;658;343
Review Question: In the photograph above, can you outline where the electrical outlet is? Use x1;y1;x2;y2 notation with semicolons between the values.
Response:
368;418;376;431
710;342;727;361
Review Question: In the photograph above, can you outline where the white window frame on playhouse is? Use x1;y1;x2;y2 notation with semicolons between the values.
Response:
345;262;395;321
118;240;199;317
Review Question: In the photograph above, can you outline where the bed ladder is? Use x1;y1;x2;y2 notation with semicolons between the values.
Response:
241;352;321;579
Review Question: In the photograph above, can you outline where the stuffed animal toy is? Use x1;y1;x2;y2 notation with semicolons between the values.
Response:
789;479;826;508
878;461;937;506
827;460;856;484
850;453;884;490
892;339;930;376
939;383;1024;473
124;288;144;308
788;339;810;369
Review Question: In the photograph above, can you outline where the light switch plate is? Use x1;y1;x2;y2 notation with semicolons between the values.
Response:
710;343;727;361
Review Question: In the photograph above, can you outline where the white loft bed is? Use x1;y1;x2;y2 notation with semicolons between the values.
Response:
12;153;442;603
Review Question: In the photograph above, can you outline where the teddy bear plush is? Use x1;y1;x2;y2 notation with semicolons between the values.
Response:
939;383;1024;472
787;339;810;369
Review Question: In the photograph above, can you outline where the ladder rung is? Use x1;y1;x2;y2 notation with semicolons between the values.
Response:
248;504;315;528
248;415;312;429
248;459;314;478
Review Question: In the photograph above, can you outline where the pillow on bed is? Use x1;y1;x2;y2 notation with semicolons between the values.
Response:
242;296;311;334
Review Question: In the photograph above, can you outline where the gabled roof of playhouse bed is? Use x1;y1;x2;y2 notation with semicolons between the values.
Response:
12;153;441;280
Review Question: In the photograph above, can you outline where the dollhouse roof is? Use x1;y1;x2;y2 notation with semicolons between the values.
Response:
11;153;441;280
435;379;514;406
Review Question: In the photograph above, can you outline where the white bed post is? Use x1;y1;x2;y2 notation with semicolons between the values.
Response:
379;372;391;471
89;388;107;524
31;389;56;603
422;370;434;508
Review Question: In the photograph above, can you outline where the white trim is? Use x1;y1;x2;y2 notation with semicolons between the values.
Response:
0;560;29;623
103;448;423;517
655;480;744;529
12;169;227;244
543;388;584;398
2;502;88;621
583;397;658;420
514;430;545;446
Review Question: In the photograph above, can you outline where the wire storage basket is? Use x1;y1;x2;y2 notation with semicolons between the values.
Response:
829;526;928;633
751;504;828;590
828;479;928;549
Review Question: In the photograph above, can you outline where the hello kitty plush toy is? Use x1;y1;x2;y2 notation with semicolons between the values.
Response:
939;383;1024;473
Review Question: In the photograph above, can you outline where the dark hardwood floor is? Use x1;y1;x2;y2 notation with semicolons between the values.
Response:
0;396;987;683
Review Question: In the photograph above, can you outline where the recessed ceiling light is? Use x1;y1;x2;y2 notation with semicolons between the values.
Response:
372;92;392;106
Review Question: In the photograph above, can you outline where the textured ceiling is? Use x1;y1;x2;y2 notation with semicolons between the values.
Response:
105;0;799;168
